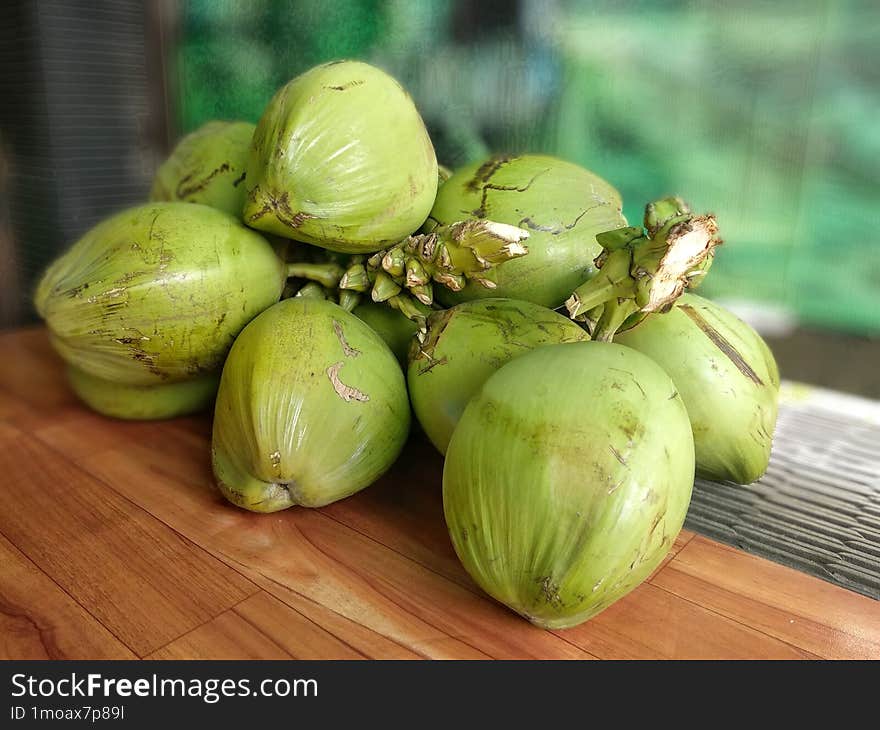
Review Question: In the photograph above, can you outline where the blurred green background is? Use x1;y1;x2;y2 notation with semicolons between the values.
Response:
173;0;880;335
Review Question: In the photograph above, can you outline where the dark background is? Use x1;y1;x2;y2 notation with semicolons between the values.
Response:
1;0;877;396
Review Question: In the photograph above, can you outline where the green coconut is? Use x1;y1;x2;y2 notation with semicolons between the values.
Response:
243;60;438;253
35;202;286;385
427;154;625;308
150;121;255;217
67;366;219;420
408;298;588;454
443;341;694;629
212;298;410;512
615;293;780;484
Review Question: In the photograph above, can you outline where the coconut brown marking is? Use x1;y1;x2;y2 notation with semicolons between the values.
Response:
130;348;164;378
609;445;628;466
324;79;365;91
472;168;549;219
326;362;369;402
146;210;162;246
333;320;361;358
465;154;520;192
609;367;647;398
176;163;231;199
67;282;90;298
679;304;764;385
517;206;594;236
114;335;149;346
232;171;247;187
564;208;591;230
417;355;448;375
246;188;315;229
275;192;315;229
536;576;564;609
516;217;558;233
246;201;272;222
414;308;454;367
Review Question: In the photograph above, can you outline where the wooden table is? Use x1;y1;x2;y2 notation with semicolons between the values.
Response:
1;327;878;660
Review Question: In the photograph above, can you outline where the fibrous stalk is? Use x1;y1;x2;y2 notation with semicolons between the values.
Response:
286;262;345;289
565;197;721;341
337;219;529;310
293;281;328;300
283;219;528;331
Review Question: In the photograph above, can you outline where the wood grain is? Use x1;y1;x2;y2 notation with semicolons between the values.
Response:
1;327;878;660
146;609;291;660
0;532;135;660
562;581;816;659
0;421;258;657
148;591;365;660
651;537;880;659
0;328;77;411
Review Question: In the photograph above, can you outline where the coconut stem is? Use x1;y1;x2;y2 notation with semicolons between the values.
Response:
338;290;361;312
287;219;526;326
565;197;721;339
293;281;328;300
387;293;430;331
564;229;642;319
337;219;529;308
592;299;639;342
286;262;345;289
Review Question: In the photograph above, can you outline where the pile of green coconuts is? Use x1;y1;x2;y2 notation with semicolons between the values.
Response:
35;60;780;630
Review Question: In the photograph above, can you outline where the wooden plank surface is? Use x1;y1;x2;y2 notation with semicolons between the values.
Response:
0;327;878;660
0;421;258;657
0;532;135;660
651;537;880;659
